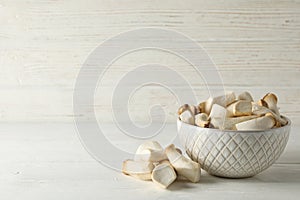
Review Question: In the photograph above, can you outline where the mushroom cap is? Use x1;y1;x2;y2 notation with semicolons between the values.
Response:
263;93;278;104
177;104;189;115
258;99;268;108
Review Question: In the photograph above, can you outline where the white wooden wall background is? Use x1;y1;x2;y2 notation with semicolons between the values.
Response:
0;0;299;124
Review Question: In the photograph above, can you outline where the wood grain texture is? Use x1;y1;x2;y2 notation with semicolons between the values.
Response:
0;0;299;124
0;123;299;199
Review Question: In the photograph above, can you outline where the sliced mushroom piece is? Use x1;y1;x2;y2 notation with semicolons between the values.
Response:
238;91;254;102
189;105;200;116
252;103;287;126
151;160;177;189
226;100;252;117
165;144;201;183
135;141;167;162
198;101;206;114
195;113;210;128
265;112;283;127
178;104;189;115
179;110;195;125
209;104;228;119
235;115;276;131
178;104;199;116
252;103;270;116
263;93;280;116
211;115;258;130
136;141;163;152
204;92;236;115
122;160;154;181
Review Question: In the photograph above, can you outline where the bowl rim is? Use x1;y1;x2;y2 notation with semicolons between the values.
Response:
177;115;291;133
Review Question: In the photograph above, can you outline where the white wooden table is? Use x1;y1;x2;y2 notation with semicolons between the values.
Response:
1;123;299;200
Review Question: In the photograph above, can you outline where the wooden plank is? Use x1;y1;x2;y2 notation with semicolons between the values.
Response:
0;86;299;124
0;123;298;163
0;0;299;123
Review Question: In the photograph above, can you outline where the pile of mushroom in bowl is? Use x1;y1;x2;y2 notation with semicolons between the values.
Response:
177;91;291;178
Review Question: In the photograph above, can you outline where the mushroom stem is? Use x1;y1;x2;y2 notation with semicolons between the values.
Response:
179;110;195;125
198;101;206;114
263;93;280;116
151;161;177;189
211;115;258;130
178;104;199;116
238;91;254;102
235;115;276;130
165;144;201;183
135;141;167;162
252;103;287;126
204;92;236;115
122;160;154;181
226;100;252;117
195;113;210;128
209;104;227;119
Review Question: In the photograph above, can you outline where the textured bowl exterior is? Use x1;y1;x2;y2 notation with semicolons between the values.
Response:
177;118;291;178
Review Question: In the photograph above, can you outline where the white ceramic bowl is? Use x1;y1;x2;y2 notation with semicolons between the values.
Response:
177;117;291;178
